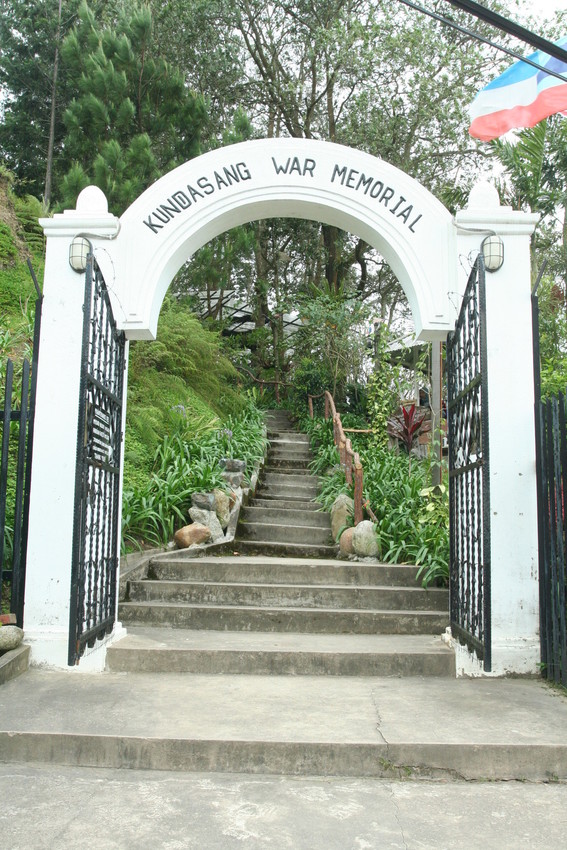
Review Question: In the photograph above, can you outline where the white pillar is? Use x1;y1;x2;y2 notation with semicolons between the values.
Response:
25;188;125;669
455;182;540;676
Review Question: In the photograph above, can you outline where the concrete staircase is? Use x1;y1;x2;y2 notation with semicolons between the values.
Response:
233;409;337;558
115;409;452;676
3;409;567;782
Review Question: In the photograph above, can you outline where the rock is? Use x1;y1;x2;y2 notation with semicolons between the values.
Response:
191;491;216;511
352;520;380;558
331;493;355;542
220;458;247;473
0;625;24;652
188;507;225;542
222;471;244;489
213;488;231;529
339;526;355;556
174;523;211;549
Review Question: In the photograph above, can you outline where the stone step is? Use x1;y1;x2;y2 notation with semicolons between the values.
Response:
106;628;456;676
2;670;565;781
240;506;331;528
237;520;332;545
127;579;447;611
148;556;422;587
118;600;448;634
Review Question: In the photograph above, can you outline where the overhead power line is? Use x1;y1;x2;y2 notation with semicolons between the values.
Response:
443;0;567;65
396;0;567;84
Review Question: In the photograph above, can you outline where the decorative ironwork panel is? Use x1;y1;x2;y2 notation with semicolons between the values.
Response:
69;257;125;665
447;256;491;670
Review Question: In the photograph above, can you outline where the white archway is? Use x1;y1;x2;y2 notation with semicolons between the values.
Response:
101;138;457;341
26;138;540;675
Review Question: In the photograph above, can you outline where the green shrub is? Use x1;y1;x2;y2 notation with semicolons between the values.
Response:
121;398;267;550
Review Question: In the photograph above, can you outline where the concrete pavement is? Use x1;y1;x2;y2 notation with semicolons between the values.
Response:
1;764;567;849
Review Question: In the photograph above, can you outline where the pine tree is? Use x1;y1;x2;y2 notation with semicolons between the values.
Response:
58;2;207;214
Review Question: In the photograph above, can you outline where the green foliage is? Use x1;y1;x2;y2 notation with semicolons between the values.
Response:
357;443;449;586
536;275;567;399
304;416;449;585
124;298;247;488
0;223;17;266
122;400;267;549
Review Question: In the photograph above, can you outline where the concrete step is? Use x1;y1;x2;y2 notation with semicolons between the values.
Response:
237;520;332;546
149;556;423;587
267;433;310;445
249;497;321;511
240;506;331;528
127;579;447;611
262;471;319;487
231;539;338;558
106;628;456;676
255;483;319;501
2;670;566;780
262;458;317;476
264;452;311;470
118;600;448;633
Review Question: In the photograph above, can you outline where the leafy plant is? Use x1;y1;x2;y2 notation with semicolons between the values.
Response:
387;403;429;473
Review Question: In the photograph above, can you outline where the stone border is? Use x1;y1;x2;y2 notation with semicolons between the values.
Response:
0;644;30;685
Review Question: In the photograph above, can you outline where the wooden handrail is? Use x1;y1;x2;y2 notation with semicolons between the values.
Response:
308;390;364;525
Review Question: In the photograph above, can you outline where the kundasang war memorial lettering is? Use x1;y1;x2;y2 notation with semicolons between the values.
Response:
143;155;423;235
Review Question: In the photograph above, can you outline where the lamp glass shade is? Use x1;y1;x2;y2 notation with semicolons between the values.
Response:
69;236;92;273
481;235;504;272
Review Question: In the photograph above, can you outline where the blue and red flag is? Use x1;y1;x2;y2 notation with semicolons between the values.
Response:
469;37;567;141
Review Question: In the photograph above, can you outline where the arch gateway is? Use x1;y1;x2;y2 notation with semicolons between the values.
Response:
27;138;539;675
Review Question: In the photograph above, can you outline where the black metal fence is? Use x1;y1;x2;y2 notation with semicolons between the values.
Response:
532;278;567;685
0;263;42;627
69;256;125;665
447;255;491;671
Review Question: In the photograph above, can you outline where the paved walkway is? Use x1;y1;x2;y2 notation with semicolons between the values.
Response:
1;668;567;781
2;764;567;850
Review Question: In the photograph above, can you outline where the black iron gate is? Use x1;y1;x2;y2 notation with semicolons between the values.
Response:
0;262;42;627
69;256;125;665
532;270;567;685
447;255;491;671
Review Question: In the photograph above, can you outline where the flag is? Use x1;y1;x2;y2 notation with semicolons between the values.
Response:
469;37;567;142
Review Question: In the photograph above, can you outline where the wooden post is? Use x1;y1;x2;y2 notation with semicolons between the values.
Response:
308;395;314;418
354;461;363;525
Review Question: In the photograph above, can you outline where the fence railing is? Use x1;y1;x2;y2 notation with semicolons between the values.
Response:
308;390;364;525
532;270;567;685
0;262;42;627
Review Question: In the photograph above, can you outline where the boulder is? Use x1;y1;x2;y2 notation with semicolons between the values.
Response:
174;523;211;549
331;493;355;542
352;520;380;558
222;470;244;489
213;488;231;529
188;507;225;542
339;526;355;556
0;625;24;652
220;458;247;473
191;491;216;511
